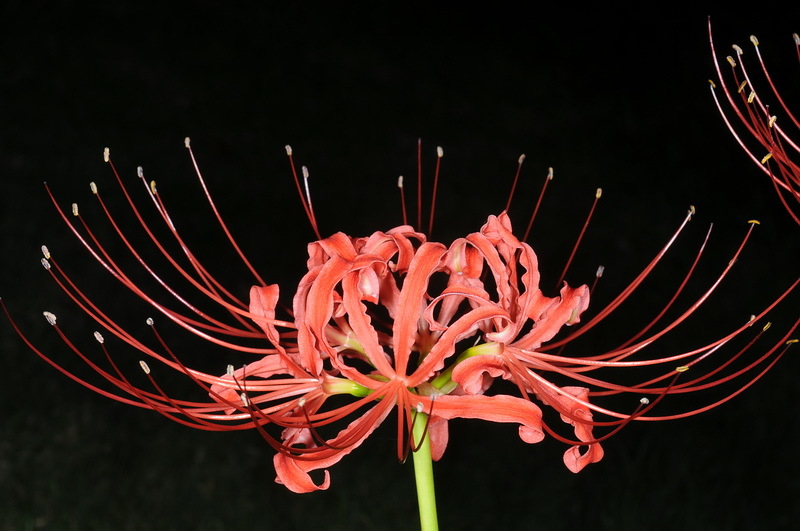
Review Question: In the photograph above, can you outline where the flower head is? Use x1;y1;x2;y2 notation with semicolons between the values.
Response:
709;20;800;224
4;138;798;493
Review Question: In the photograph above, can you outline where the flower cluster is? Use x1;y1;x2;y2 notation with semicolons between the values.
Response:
709;20;800;225
4;139;798;493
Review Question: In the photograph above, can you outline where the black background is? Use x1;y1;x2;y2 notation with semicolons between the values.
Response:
2;2;800;530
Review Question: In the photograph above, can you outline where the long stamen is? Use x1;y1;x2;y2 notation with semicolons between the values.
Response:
285;145;322;239
184;138;271;287
555;187;601;288
504;154;526;213
427;146;444;236
522;166;554;242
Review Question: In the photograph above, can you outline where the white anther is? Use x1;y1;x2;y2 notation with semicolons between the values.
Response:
285;145;293;156
146;317;154;326
227;364;235;377
41;258;51;270
437;146;443;158
137;166;144;178
94;331;104;343
90;182;97;194
41;245;50;259
640;397;650;405
139;360;151;374
103;147;110;163
595;265;605;278
43;311;57;325
184;137;191;148
71;203;79;216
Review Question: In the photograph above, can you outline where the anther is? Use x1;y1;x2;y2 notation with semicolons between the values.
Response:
137;166;144;178
761;153;773;164
41;245;50;259
90;182;97;194
397;175;404;188
732;44;743;55
518;154;526;164
139;360;151;374
146;317;154;326
227;364;234;377
103;147;110;163
768;116;777;128
675;365;690;372
547;167;553;180
737;80;747;93
437;146;443;158
595;188;602;199
595;265;605;278
40;258;51;270
640;397;650;405
150;180;157;195
787;339;799;344
688;205;696;216
240;393;250;406
748;219;761;225
727;56;736;67
184;137;191;148
72;203;79;216
794;34;800;45
43;311;57;325
750;35;759;46
762;322;772;332
709;79;717;88
285;145;293;156
747;91;756;103
94;331;104;343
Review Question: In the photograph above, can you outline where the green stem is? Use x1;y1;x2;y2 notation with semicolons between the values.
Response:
411;412;439;531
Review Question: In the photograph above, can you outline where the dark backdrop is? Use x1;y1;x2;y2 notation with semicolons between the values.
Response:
2;3;799;530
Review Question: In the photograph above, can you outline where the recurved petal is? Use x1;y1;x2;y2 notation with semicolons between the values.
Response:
509;283;590;350
449;344;509;394
390;241;448;375
423;393;545;460
273;399;394;493
543;385;604;472
249;284;281;342
412;306;511;388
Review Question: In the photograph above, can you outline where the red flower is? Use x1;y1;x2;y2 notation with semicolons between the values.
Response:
4;139;798;494
709;19;800;225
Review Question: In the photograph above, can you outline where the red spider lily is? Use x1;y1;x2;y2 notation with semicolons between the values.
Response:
709;19;800;225
3;138;798;494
